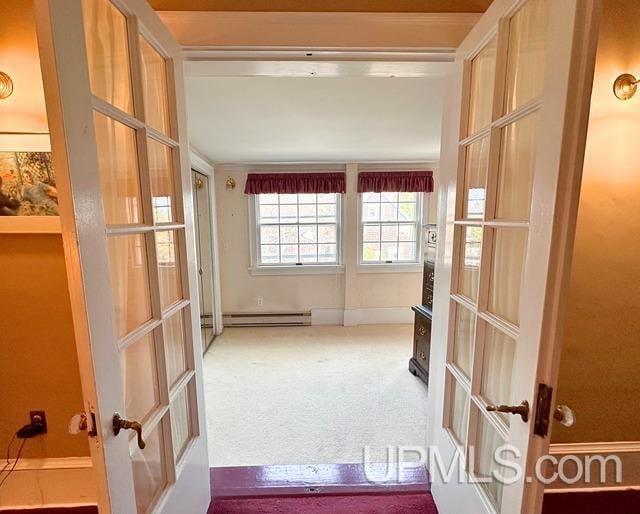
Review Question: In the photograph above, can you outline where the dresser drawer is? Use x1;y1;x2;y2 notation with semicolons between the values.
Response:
414;313;432;368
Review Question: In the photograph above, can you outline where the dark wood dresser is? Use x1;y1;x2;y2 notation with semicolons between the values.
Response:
409;225;436;387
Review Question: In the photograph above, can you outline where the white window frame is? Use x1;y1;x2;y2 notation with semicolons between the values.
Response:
248;193;345;276
357;191;424;273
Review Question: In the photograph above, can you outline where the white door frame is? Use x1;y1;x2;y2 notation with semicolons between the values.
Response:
190;148;224;337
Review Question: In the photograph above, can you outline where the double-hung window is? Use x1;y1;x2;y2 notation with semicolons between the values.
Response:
255;193;341;267
360;191;422;265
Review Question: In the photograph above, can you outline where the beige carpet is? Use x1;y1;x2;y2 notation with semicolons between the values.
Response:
203;325;429;467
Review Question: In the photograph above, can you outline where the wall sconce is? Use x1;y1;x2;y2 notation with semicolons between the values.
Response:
225;177;236;190
0;71;14;99
613;73;639;100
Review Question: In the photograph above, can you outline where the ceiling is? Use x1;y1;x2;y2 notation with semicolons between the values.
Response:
150;0;492;13
185;76;445;163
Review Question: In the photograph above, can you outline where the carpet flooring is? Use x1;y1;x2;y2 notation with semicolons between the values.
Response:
204;325;429;467
208;493;438;513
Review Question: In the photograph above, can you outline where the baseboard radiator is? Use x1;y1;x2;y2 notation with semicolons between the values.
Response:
223;311;312;327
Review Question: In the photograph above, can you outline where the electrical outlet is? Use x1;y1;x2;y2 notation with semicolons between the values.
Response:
257;297;264;307
30;410;47;434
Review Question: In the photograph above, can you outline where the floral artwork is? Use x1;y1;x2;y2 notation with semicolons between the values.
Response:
0;152;58;216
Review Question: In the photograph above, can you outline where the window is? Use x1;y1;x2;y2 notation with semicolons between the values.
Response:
254;193;341;267
360;192;422;265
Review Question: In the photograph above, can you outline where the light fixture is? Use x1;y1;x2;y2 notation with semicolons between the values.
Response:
0;71;14;99
225;177;236;190
613;73;639;100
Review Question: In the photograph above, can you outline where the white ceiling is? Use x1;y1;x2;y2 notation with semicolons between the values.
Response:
185;75;445;163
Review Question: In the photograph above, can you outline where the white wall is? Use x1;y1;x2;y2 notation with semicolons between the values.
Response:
214;163;436;322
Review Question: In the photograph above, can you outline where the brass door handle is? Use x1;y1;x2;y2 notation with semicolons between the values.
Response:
486;400;530;423
113;413;146;449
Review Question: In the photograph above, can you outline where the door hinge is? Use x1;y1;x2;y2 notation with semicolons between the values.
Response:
533;383;553;437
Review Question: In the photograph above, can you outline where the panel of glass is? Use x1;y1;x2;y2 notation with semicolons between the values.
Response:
481;323;516;425
171;385;192;461
156;230;182;309
82;0;133;114
504;0;550;112
474;411;506;509
496;113;539;220
449;375;469;446
94;112;142;225
131;420;166;514
148;138;176;224
463;137;490;219
488;228;528;325
120;332;159;424
107;234;152;338
164;310;187;387
457;226;483;302
452;304;475;378
139;37;171;136
468;37;497;135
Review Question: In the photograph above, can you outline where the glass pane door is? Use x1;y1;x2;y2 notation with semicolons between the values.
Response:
82;1;198;511
443;0;550;511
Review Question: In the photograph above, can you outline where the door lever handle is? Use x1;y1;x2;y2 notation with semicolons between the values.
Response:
486;400;530;423
113;413;146;449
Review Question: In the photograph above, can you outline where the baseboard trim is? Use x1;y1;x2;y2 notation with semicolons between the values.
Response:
546;441;640;491
0;457;97;511
311;307;413;326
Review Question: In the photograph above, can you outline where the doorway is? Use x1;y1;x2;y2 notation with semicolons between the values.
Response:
192;169;217;354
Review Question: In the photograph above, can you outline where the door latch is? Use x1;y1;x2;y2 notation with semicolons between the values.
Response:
534;383;553;437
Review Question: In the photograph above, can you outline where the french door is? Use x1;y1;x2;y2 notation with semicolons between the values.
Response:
428;0;600;513
34;1;210;513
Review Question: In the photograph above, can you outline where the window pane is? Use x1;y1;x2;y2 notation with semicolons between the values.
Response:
318;225;336;243
298;193;316;204
481;323;516;425
299;244;318;263
164;309;187;387
121;332;158;424
463;136;489;220
457;226;483;302
474;411;506;509
107;234;152;338
82;0;133;114
505;0;550;113
362;202;380;222
496;113;539;220
260;225;279;244
281;245;298;263
398;242;416;261
380;203;398;221
279;204;298;223
398;203;417;221
148;138;175;224
317;204;336;222
259;204;278;224
260;245;279;263
362;242;380;262
363;225;380;242
318;244;337;263
131;420;166;514
171;385;192;461
299;204;316;222
380;225;398;242
279;225;298;244
398;224;416;241
449;375;469;445
488;228;527;325
468;36;497;134
317;193;336;203
452;304;475;378
299;225;317;244
94;112;141;225
156;230;182;309
140;37;171;136
381;242;397;261
381;191;398;202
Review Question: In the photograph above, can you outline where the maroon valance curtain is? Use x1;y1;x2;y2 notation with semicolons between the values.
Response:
244;172;346;195
357;171;434;193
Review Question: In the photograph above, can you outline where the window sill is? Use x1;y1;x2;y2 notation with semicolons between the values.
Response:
249;265;345;276
357;263;423;274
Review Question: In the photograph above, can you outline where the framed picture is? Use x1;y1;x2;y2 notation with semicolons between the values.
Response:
0;134;61;233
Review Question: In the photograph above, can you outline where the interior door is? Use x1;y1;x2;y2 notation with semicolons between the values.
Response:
428;0;600;513
34;1;210;513
192;170;217;353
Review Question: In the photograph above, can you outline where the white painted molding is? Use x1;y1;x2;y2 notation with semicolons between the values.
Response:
545;441;640;491
0;456;97;510
157;11;481;49
311;308;345;326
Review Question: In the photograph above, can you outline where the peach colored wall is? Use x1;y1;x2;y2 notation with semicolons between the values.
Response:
0;2;88;458
552;0;640;444
149;0;492;13
0;235;88;458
